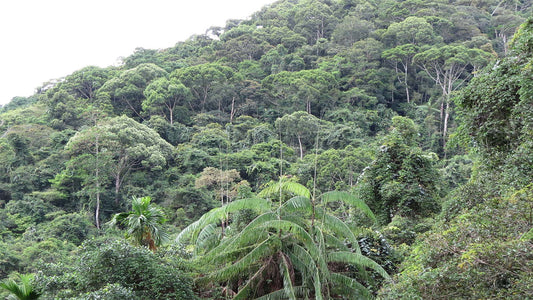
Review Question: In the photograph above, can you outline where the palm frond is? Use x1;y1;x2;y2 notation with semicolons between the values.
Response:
257;220;320;259
322;232;350;251
233;262;271;300
204;235;280;282
259;180;311;199
313;269;324;300
199;213;278;261
280;196;312;214
195;223;219;250
287;244;320;287
176;197;271;245
255;286;309;300
328;251;390;280
312;226;332;287
329;272;371;299
320;191;376;222
280;253;297;300
0;274;41;300
315;208;361;254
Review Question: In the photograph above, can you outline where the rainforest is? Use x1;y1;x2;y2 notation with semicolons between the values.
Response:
0;0;532;299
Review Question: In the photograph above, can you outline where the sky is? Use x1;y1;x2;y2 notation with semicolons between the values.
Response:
0;0;277;106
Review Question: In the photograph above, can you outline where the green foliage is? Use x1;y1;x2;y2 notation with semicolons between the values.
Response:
73;283;136;300
143;76;193;125
177;185;389;299
275;111;320;159
108;196;168;251
379;18;533;299
34;212;97;246
456;18;533;169
0;274;41;300
1;3;531;299
358;116;440;225
39;236;195;300
380;194;533;299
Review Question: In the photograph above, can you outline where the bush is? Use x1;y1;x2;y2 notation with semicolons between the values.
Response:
40;236;196;299
378;194;533;299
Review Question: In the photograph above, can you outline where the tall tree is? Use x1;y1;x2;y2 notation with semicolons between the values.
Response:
414;45;492;148
382;16;439;103
99;63;167;119
275;111;320;160
173;63;239;113
64;116;174;205
294;0;338;45
143;77;193;125
382;44;419;103
358;116;440;225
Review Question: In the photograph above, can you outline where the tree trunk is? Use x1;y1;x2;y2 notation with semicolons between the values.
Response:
404;64;410;103
95;134;101;229
443;99;450;148
115;174;121;205
95;191;101;229
298;135;304;160
230;97;236;123
94;118;101;229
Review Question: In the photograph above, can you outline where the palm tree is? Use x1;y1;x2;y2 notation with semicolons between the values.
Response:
176;182;390;299
109;196;168;252
0;274;41;300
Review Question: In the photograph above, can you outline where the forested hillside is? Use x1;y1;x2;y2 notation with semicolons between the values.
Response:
0;0;531;299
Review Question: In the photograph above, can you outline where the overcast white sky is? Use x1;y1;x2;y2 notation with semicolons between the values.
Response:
0;0;276;106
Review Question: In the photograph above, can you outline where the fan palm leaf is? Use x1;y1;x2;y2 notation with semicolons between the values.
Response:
0;274;41;300
108;196;168;251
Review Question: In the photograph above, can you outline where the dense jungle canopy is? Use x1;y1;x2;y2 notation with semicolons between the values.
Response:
1;0;532;299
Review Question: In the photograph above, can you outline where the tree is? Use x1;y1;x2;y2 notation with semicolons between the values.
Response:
109;196;168;252
195;167;242;236
358;116;440;225
58;66;111;100
0;274;41;300
262;69;337;115
414;44;492;148
173;63;238;113
38;236;195;299
382;44;419;103
456;18;533;169
382;16;440;104
382;16;439;47
177;184;390;299
64;115;174;205
292;145;373;192
275;111;320;160
294;0;338;45
99;63;167;119
332;15;374;47
142;77;193;125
